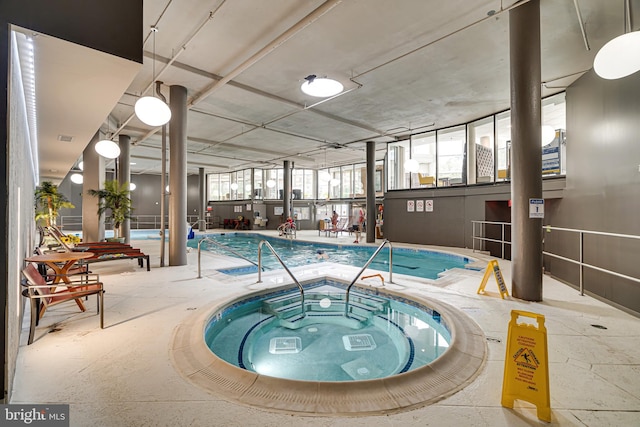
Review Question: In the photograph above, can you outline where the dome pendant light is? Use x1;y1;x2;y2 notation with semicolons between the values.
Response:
135;26;171;126
95;118;120;159
594;3;640;80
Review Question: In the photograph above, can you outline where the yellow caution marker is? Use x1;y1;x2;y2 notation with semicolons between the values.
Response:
477;259;509;298
501;310;551;422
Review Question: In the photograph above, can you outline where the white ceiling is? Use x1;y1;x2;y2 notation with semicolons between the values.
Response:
17;0;632;183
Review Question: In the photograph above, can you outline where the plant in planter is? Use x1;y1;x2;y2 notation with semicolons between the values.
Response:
34;181;75;227
87;180;133;241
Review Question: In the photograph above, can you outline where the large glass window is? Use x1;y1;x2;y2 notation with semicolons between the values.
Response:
410;132;436;188
264;169;281;200
341;165;353;198
318;169;330;199
437;125;466;186
220;174;230;200
468;117;494;184
329;167;341;199
208;174;220;200
353;163;366;197
542;92;566;175
253;169;263;199
303;169;315;199
496;110;511;181
387;139;410;190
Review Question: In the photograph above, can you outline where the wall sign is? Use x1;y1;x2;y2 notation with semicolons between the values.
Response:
416;200;424;212
529;199;544;218
425;200;434;212
407;200;415;212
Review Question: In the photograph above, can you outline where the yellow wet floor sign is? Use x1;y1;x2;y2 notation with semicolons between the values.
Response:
501;310;551;422
477;259;509;298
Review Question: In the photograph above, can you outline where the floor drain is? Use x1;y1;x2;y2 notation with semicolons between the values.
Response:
591;324;607;329
48;328;62;333
486;337;502;343
187;307;197;311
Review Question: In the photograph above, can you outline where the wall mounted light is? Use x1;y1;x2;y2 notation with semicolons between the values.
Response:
230;183;239;191
129;183;136;191
266;179;276;188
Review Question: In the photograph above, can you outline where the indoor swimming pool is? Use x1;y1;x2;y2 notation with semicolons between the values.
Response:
204;278;451;382
192;232;473;280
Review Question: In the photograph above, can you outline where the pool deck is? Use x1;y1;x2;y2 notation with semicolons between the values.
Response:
11;230;640;426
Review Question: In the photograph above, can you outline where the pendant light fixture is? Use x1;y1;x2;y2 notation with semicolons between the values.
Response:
135;26;171;126
594;1;640;80
95;118;120;159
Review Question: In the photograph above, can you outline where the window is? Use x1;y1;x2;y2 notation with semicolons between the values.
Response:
387;139;410;190
329;167;341;199
496;111;511;181
341;165;353;198
353;163;366;197
542;92;566;175
437;126;466;186
303;169;315;199
410;132;436;188
253;169;263;199
468;117;494;184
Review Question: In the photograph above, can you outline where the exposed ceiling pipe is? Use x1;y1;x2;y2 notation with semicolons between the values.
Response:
187;0;342;108
572;0;590;51
112;3;224;139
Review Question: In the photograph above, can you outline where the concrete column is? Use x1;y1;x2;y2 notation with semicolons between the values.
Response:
283;160;292;221
509;0;543;301
366;141;376;243
169;85;188;266
118;134;131;243
82;131;105;243
199;167;206;231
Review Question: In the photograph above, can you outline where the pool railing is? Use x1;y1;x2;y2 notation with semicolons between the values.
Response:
257;240;305;317
344;239;394;317
197;237;262;279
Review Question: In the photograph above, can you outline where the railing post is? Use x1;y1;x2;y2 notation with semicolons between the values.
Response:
472;221;476;252
257;242;263;283
388;241;394;284
197;239;203;278
501;223;505;260
579;231;584;296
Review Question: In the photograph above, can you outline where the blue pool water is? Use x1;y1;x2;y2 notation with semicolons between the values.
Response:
191;232;472;280
204;279;451;382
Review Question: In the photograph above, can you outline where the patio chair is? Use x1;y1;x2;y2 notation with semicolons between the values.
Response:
21;263;104;344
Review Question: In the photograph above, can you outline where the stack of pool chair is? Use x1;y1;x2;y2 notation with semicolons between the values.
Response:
45;226;150;271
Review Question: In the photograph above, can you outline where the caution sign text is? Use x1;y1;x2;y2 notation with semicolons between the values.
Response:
501;310;551;422
477;259;509;299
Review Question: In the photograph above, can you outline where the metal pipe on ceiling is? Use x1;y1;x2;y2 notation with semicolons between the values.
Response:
572;0;590;51
112;2;224;139
187;0;342;108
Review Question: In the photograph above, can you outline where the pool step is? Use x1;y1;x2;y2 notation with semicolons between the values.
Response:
263;293;388;330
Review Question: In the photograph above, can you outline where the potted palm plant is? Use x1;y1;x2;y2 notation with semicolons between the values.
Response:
88;180;133;242
34;181;75;227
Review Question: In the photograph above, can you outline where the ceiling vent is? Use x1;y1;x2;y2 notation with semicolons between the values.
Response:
57;135;74;143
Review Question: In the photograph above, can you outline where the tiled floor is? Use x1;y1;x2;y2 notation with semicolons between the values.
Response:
11;230;640;426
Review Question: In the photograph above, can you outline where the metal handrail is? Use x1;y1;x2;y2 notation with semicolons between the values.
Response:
197;237;262;278
471;220;510;259
257;240;305;317
344;239;394;316
471;220;640;296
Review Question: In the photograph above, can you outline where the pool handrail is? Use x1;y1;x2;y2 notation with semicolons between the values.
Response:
197;237;262;279
257;239;305;317
344;239;394;317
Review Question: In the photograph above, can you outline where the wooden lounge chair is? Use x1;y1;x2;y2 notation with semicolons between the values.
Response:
21;263;104;344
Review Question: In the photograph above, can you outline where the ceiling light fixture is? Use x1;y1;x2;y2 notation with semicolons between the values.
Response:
594;2;640;79
266;179;276;188
95;138;120;159
70;173;83;184
135;26;171;126
405;158;419;173
230;183;238;191
129;183;136;191
300;74;343;97
541;125;556;146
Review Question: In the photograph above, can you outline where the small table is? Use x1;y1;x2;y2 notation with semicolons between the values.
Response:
25;251;94;285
